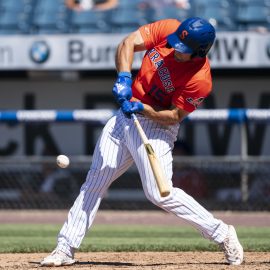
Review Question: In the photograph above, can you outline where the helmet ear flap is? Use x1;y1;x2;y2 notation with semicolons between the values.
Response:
197;43;213;57
197;48;207;57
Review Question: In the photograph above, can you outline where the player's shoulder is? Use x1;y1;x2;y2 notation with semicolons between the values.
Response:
140;19;180;48
157;18;180;24
149;19;180;38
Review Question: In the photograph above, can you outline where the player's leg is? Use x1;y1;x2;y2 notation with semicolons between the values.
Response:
126;115;242;263
41;111;133;266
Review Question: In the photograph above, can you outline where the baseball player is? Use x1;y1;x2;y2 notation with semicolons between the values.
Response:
41;17;244;266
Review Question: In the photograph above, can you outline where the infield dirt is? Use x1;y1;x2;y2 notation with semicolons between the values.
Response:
1;251;269;270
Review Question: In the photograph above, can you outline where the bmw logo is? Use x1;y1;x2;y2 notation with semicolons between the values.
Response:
30;41;50;64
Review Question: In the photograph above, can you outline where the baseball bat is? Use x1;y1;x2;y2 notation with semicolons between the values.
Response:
131;113;170;197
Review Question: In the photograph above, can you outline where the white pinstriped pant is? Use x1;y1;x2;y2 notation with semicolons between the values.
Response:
57;109;228;256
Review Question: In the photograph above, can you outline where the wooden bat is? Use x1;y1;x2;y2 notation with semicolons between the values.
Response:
131;113;170;197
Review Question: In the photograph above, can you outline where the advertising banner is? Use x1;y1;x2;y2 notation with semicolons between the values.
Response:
0;32;269;69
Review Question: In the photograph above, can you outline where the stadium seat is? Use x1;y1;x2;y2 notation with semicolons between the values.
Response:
0;8;32;34
34;0;65;11
1;0;269;34
0;0;33;12
198;6;236;31
70;10;111;33
118;0;140;9
150;6;191;22
235;0;269;4
0;0;34;34
109;8;147;33
32;12;70;33
31;0;70;33
235;2;270;30
193;0;237;31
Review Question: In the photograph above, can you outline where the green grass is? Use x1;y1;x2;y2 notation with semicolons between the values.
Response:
0;224;269;253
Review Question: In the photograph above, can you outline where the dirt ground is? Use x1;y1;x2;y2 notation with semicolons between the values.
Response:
1;252;269;270
0;210;269;270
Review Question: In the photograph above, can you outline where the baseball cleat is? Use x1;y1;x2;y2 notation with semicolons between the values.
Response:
40;249;76;266
220;225;244;265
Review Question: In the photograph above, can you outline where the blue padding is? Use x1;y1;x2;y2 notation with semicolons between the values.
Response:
0;111;17;122
228;109;246;123
56;111;74;122
0;109;270;123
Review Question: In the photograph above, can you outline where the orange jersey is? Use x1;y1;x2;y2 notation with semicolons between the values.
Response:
132;19;212;112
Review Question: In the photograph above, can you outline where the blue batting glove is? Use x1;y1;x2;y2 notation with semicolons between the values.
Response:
121;100;133;116
112;72;132;105
130;101;144;114
121;100;144;117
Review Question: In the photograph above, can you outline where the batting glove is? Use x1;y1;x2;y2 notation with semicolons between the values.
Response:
121;100;144;117
112;72;132;105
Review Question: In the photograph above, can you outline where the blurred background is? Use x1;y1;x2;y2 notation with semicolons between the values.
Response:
0;0;269;211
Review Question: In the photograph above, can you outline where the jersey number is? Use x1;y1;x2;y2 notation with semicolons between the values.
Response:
148;85;165;102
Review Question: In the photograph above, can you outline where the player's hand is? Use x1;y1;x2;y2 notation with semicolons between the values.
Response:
112;72;132;105
121;100;144;117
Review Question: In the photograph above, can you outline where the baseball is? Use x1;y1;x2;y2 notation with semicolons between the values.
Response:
56;155;70;168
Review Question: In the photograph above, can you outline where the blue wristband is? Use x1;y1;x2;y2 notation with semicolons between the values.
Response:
118;71;132;78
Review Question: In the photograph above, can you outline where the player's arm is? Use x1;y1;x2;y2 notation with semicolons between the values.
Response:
115;30;146;73
142;104;190;125
112;30;145;105
115;19;178;73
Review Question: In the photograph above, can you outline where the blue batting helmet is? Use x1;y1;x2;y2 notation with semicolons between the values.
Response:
167;17;216;57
